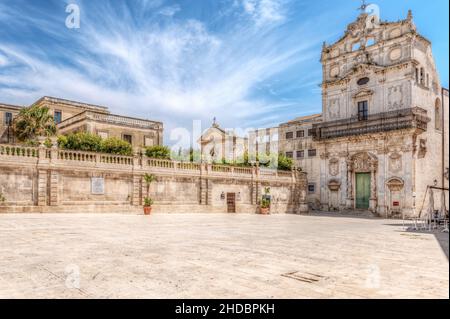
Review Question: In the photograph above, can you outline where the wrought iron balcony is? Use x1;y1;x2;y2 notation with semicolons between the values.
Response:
312;107;430;141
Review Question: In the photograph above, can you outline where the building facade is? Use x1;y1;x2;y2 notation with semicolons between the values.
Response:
0;96;163;150
259;9;449;217
278;114;322;208
199;119;248;164
0;103;22;144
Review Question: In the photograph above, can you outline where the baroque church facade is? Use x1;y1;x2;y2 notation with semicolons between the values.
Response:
269;9;449;217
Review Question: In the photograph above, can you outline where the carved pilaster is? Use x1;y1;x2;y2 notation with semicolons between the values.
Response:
132;175;142;206
49;171;59;206
37;169;48;206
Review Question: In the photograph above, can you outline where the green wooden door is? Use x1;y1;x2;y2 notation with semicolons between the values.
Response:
356;173;371;209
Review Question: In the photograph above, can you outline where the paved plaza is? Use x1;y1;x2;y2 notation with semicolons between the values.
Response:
0;213;448;299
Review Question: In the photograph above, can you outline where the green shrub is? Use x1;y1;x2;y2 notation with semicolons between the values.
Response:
58;132;133;156
144;197;154;207
260;198;270;209
277;153;293;171
145;145;171;159
101;137;133;156
58;132;102;152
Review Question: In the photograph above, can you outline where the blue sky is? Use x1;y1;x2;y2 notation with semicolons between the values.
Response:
0;0;448;145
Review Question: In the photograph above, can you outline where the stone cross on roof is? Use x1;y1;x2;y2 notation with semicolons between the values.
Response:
212;117;219;128
357;0;369;13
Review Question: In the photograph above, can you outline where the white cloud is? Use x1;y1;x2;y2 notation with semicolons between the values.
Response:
158;4;181;17
0;0;328;145
0;53;7;66
242;0;286;26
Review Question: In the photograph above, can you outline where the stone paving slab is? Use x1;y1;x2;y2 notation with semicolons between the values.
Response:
0;213;448;299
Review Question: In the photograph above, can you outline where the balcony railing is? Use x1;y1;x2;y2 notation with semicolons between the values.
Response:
312;107;430;141
58;110;162;130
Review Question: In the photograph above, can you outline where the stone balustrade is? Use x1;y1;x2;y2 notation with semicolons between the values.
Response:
0;144;296;181
0;143;308;214
0;145;39;158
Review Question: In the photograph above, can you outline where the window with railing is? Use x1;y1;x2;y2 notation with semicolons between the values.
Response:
358;101;368;121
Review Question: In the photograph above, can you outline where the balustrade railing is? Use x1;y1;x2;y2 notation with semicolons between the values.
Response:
58;150;97;162
0;144;295;181
0;145;38;158
211;165;232;173
100;154;133;165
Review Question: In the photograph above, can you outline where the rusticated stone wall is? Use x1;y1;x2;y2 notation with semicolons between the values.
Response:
0;144;308;214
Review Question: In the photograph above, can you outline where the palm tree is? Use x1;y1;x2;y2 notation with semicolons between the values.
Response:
12;105;57;142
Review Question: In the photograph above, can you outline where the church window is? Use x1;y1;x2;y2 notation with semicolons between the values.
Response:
296;130;305;138
296;150;305;159
285;132;294;139
415;68;419;83
357;77;370;86
420;68;425;85
358;101;369;121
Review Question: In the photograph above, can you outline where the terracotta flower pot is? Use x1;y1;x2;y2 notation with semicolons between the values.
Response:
260;207;270;215
143;206;152;215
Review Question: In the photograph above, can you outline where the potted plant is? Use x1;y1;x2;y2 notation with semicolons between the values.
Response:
143;197;153;215
0;192;5;206
260;198;270;215
143;173;156;215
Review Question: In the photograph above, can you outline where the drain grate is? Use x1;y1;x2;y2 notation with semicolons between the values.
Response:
281;271;327;283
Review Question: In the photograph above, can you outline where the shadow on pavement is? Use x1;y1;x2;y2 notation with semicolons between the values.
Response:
384;222;449;261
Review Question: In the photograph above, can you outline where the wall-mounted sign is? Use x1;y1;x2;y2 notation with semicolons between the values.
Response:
393;201;400;207
91;177;105;195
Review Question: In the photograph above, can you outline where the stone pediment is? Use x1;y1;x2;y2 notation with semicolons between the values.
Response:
353;89;374;99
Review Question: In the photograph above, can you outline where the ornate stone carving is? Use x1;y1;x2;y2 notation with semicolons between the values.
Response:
389;153;402;173
386;177;404;192
353;154;371;172
389;47;402;61
328;98;340;119
387;85;404;110
418;138;427;158
329;158;340;176
328;179;341;191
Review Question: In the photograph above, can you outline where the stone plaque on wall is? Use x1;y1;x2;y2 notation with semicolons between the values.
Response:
91;177;105;195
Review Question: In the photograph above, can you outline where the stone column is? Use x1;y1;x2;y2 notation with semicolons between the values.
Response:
346;159;353;208
369;162;378;212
